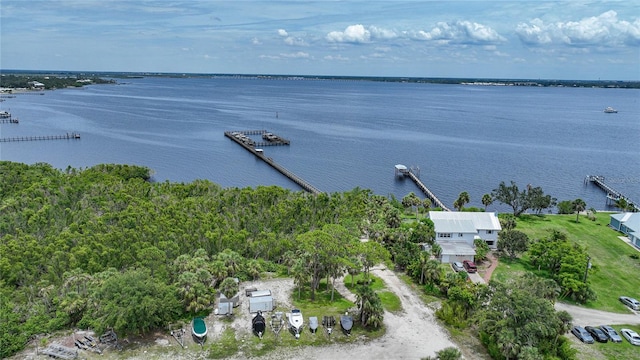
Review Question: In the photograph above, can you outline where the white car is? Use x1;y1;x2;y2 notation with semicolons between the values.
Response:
620;328;640;346
619;296;640;311
452;262;464;272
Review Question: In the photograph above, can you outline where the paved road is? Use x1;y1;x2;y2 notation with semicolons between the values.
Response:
555;302;640;326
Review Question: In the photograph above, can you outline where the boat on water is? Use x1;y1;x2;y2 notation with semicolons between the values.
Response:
252;311;266;339
288;309;304;339
192;317;207;344
340;314;354;335
604;107;618;113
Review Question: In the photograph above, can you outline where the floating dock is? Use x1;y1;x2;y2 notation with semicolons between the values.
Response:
225;130;321;195
0;132;80;142
395;164;451;211
585;175;638;211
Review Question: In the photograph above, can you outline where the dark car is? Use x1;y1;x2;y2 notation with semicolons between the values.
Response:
462;260;477;273
599;325;623;343
585;326;608;343
571;326;594;344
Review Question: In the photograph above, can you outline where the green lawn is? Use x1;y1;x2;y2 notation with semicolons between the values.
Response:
493;213;640;312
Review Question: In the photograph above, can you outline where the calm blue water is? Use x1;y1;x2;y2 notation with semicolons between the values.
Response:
1;77;638;212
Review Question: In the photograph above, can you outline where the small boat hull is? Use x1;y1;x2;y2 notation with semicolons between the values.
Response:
288;309;304;339
192;317;207;344
252;311;266;339
341;315;353;335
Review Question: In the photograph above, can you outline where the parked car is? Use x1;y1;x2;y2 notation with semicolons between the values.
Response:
599;325;623;343
452;261;464;272
585;326;608;343
571;326;594;344
621;329;640;346
462;260;477;273
619;296;640;310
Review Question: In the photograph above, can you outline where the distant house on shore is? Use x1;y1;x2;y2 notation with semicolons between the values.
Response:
610;212;640;249
27;81;44;89
428;211;502;263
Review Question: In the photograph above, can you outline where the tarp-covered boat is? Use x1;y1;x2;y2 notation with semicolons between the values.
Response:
341;314;353;335
252;311;266;339
309;316;318;333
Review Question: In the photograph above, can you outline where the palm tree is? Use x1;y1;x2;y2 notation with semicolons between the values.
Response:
454;192;470;211
291;259;308;300
423;259;442;286
431;242;442;261
572;198;586;222
482;194;493;211
355;285;384;328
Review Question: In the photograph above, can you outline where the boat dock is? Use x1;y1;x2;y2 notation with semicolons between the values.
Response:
224;131;321;195
0;118;19;124
585;175;638;211
395;164;451;211
0;132;80;142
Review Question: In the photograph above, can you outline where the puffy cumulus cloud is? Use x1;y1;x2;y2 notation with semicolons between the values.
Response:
326;24;398;43
410;21;505;44
516;10;640;47
277;29;288;37
327;24;370;43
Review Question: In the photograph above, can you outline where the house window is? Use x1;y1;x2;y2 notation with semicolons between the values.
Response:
439;233;451;238
486;230;493;234
486;240;495;246
458;233;463;237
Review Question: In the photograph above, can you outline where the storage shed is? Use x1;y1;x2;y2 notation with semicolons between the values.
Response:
217;293;241;315
249;295;276;313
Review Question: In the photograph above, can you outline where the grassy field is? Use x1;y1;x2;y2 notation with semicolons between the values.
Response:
493;212;640;312
491;212;640;360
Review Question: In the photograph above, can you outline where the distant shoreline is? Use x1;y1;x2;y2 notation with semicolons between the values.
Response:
2;69;639;89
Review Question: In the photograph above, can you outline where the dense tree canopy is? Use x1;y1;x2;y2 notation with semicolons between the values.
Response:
0;161;385;357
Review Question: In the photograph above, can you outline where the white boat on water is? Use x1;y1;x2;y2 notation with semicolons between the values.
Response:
604;107;618;113
288;309;304;339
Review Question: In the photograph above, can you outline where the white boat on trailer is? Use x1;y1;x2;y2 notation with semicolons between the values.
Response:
288;309;304;339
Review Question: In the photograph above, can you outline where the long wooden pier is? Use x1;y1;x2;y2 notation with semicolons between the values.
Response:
585;175;638;211
0;132;80;142
395;164;451;211
224;131;321;195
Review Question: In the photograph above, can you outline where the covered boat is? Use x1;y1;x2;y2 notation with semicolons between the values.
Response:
309;316;318;333
340;314;353;335
288;309;304;339
192;317;207;344
252;311;266;339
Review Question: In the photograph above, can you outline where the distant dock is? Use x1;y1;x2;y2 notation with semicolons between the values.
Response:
395;164;451;211
0;132;80;142
585;175;638;211
224;130;321;195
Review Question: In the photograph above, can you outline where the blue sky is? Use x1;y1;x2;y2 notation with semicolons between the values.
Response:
1;1;638;80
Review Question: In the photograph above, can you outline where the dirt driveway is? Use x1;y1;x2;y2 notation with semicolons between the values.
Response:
555;302;640;326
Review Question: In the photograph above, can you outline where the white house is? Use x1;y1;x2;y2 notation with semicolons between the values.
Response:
428;211;502;263
609;212;640;249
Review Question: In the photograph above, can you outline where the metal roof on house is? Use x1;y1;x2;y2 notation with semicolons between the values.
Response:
434;219;477;233
429;211;502;231
438;240;476;256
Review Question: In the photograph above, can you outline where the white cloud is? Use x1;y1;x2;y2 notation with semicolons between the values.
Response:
280;51;310;58
516;10;640;47
327;24;370;43
324;54;349;61
252;37;262;45
284;36;307;46
277;29;288;37
410;21;505;44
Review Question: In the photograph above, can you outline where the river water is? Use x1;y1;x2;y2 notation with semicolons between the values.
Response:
1;77;638;212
